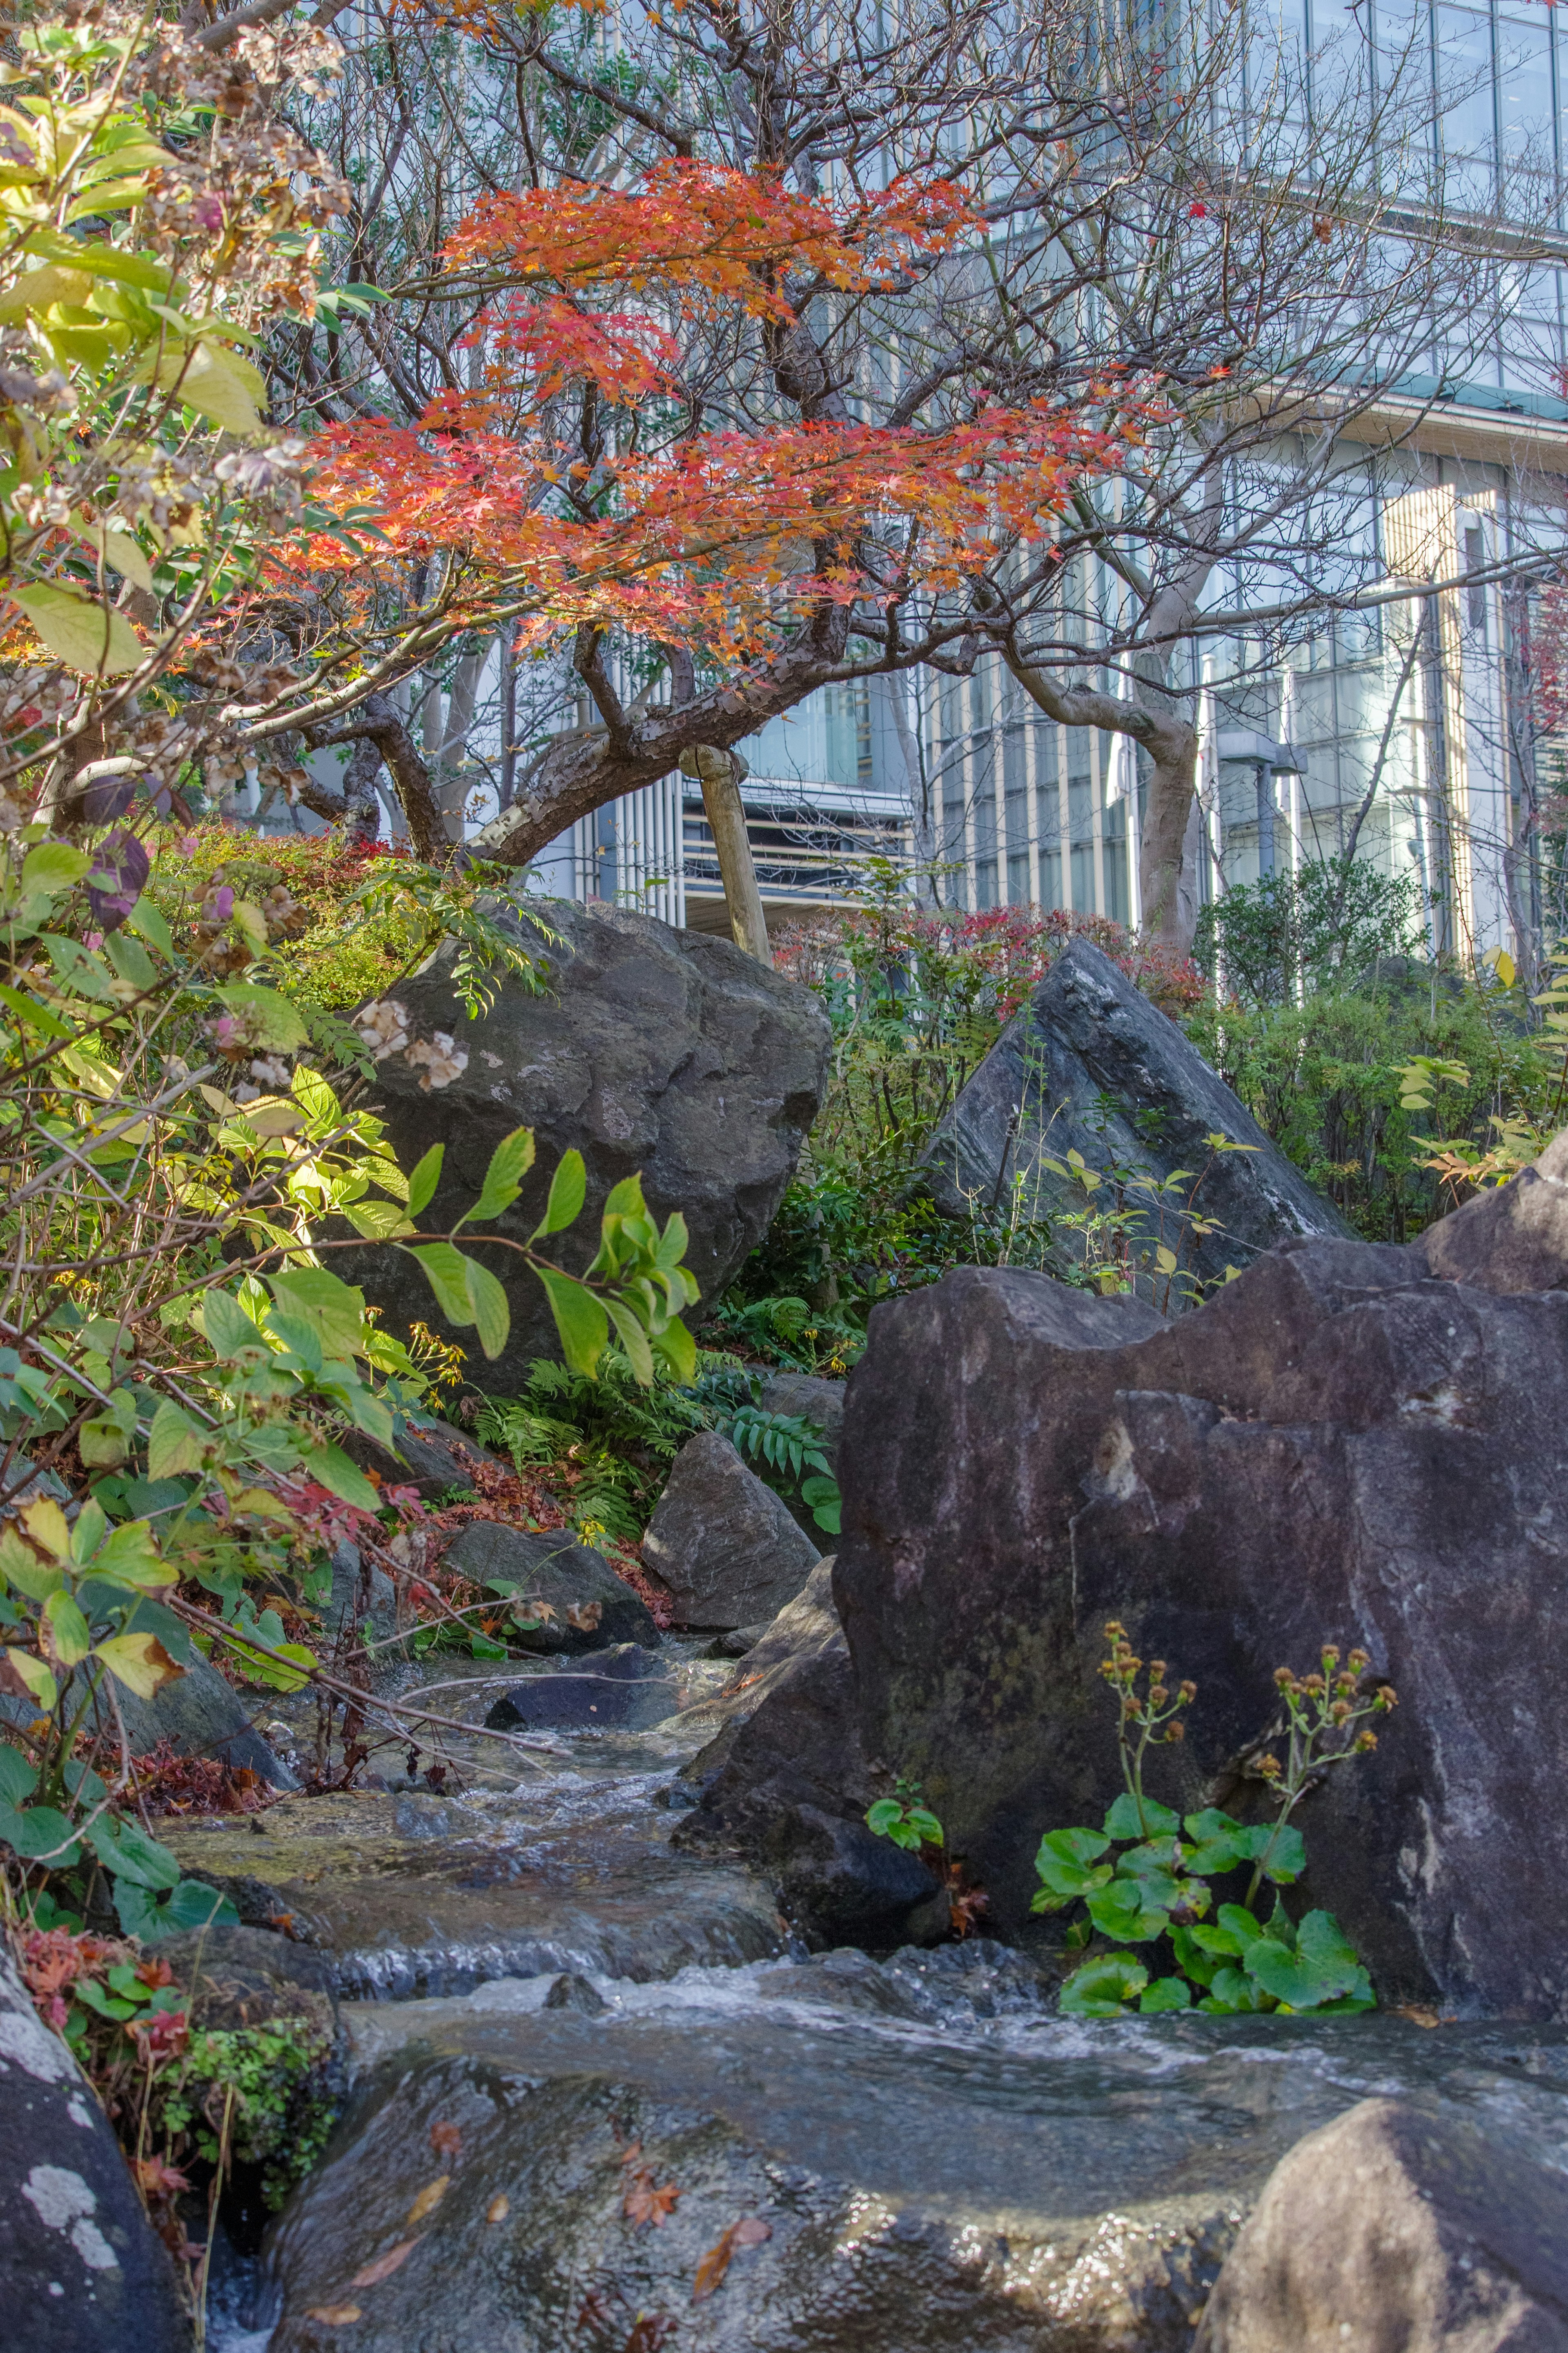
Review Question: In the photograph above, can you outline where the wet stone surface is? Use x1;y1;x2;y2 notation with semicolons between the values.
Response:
252;1956;1568;2353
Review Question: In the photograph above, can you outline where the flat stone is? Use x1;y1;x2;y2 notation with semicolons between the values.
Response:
484;1644;678;1730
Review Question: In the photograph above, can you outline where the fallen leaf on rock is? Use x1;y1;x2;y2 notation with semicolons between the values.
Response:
621;2144;681;2229
349;2238;421;2287
406;2174;450;2224
692;2215;773;2301
624;2316;678;2352
566;1600;604;1632
430;2120;462;2161
304;2306;361;2326
486;2193;510;2224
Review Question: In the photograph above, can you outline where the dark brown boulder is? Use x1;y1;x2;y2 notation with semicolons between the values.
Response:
829;1239;1568;2010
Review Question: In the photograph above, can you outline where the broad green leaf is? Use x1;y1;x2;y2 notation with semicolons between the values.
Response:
199;1287;262;1361
606;1295;655;1387
267;1267;368;1362
1059;1952;1148;2016
1104;1792;1181;1840
20;842;92;898
602;1173;648;1222
78;1385;137;1468
1139;1975;1192;2014
1246;1909;1371;2012
532;1147;586;1238
0;1749;38;1805
405;1143;444;1218
1182;1809;1252;1876
344;1198;413;1241
44;1589;91;1666
296;1441;380;1514
1033;1824;1113;1899
144;338;264;433
126;897;173;958
1238;1822;1307;1884
0;1802;80;1863
471;1125;536;1223
535;1267;610;1378
12;583;143;676
866;1799;904;1838
0;982;71;1037
103;929;156;990
211;984;309;1051
1198;1965;1272;2014
85;1812;182;1890
463;1254;510;1361
1169;1925;1220;1987
652;1315;697;1387
1085;1878;1171;1944
407;1240;474;1326
94;1630;185;1699
147;1398;203;1479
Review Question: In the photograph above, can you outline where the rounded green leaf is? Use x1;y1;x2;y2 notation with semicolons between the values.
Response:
1059;1951;1149;2016
1104;1792;1180;1840
1138;1975;1192;2014
13;583;144;676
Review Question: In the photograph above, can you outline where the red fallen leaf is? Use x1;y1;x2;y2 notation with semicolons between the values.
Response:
692;2215;772;2301
348;2237;421;2287
624;2317;678;2353
621;2146;681;2230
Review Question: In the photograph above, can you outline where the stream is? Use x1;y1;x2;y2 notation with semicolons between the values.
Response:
182;1640;1568;2353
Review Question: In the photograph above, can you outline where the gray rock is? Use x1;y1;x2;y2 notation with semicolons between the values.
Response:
641;1432;821;1630
341;1411;499;1501
109;1655;297;1791
921;936;1351;1299
0;1946;191;2352
324;1541;399;1650
756;1372;847;1465
444;1521;659;1652
541;1971;608;2016
1194;2096;1568;2352
1417;1125;1568;1294
674;1563;935;1949
340;899;830;1386
816;1238;1568;2007
484;1644;680;1731
263;2004;1568;2353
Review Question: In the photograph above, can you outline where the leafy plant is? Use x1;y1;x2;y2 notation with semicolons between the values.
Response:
865;1778;945;1853
1193;857;1427;1008
1034;1623;1394;2017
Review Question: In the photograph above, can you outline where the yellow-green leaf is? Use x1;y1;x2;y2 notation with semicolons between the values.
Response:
94;1630;184;1700
11;582;143;676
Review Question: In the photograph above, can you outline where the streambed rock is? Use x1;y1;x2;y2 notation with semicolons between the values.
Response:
445;1521;660;1653
1195;2094;1568;2352
641;1432;821;1630
921;935;1351;1294
484;1642;677;1730
156;1784;784;2001
0;1947;191;2353
342;899;831;1387
261;1991;1568;2353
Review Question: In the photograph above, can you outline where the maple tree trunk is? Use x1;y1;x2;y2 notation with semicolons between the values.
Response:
697;754;772;966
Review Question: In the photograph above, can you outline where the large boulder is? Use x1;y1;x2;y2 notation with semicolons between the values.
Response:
672;1558;935;1947
0;1946;191;2352
1194;2097;1568;2351
641;1432;821;1630
341;899;830;1387
1417;1126;1568;1293
921;936;1351;1298
443;1522;659;1653
259;2002;1568;2353
825;1237;1568;2010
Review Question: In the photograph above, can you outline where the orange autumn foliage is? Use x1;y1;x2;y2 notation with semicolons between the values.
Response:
290;160;1161;670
